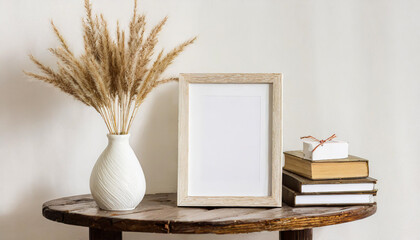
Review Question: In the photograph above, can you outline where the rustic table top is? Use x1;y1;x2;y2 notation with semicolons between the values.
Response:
42;193;376;234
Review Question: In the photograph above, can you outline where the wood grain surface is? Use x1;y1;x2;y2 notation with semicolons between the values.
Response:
42;193;376;234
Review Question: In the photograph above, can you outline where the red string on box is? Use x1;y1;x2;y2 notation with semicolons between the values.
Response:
300;134;337;152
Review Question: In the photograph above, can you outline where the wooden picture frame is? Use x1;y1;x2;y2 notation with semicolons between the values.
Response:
178;73;283;207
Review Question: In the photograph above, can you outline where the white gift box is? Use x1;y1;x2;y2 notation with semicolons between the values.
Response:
302;139;348;160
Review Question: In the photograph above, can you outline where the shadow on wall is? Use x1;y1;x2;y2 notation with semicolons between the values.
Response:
0;57;87;239
0;187;86;240
130;83;180;195
0;61;70;135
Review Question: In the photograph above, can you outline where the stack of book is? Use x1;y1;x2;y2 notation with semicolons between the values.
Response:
282;151;377;207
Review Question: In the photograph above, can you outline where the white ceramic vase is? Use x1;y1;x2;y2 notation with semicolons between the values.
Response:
90;134;146;211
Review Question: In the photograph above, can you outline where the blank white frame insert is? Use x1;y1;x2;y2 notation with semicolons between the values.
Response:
188;83;272;197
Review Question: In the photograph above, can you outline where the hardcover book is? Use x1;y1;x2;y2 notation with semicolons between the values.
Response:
282;186;377;207
283;170;377;193
284;151;369;180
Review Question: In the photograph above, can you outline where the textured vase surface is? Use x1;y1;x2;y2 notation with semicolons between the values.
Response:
90;134;146;211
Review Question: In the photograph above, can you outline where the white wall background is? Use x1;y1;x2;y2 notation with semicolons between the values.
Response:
0;0;419;239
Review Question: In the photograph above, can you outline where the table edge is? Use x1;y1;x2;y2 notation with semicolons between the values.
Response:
42;195;377;234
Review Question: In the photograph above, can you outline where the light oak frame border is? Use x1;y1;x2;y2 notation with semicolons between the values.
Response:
178;73;283;207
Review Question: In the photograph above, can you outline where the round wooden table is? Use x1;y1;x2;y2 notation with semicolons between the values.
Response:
42;193;376;240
